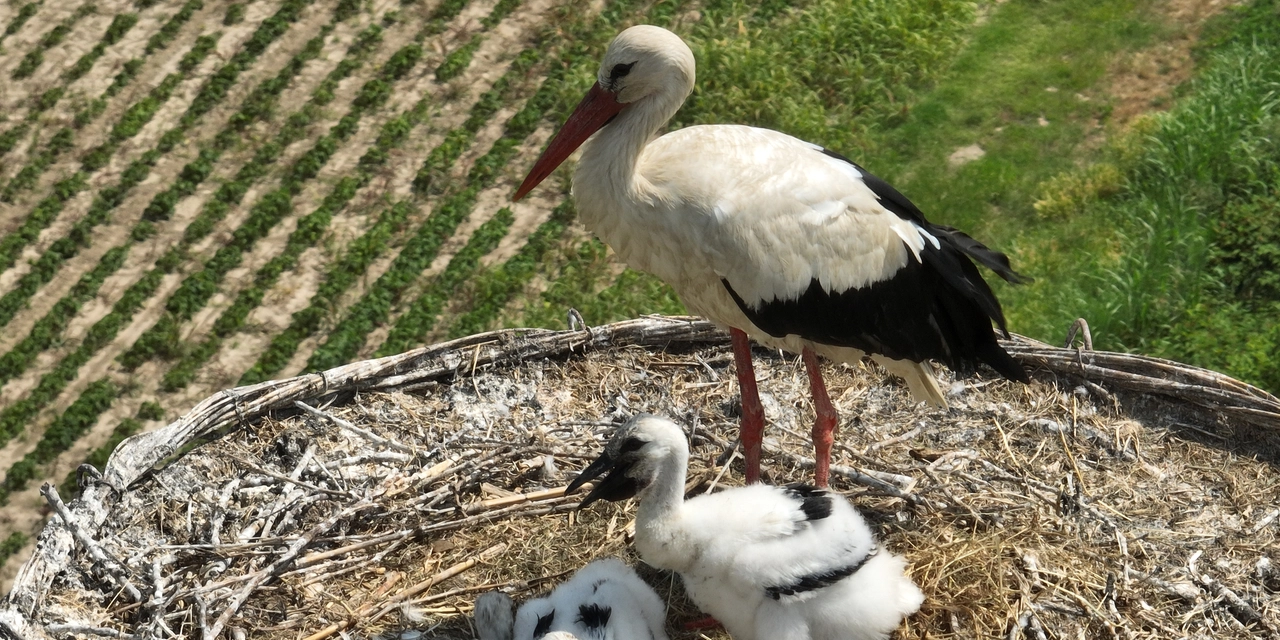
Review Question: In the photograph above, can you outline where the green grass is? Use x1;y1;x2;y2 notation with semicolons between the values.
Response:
493;0;1280;393
1015;38;1280;392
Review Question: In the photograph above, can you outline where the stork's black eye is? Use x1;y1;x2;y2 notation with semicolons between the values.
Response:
610;62;635;80
619;437;646;454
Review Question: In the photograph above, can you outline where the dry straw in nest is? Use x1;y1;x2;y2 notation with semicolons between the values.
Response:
1;316;1277;640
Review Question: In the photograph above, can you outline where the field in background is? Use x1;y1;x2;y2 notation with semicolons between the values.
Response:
0;0;1274;582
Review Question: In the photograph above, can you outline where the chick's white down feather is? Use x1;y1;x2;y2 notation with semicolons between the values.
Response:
488;558;669;640
570;415;924;640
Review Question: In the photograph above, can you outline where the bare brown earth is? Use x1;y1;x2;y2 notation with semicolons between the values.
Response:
1106;0;1240;125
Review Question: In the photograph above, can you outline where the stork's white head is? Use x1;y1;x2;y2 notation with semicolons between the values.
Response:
514;26;696;200
565;414;689;507
597;25;695;105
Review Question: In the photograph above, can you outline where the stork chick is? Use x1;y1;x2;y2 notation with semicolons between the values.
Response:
567;414;925;640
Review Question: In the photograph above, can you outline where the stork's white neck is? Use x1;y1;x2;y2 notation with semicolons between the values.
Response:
575;85;685;208
633;437;693;572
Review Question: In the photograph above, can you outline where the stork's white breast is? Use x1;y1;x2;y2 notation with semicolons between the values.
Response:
577;125;934;312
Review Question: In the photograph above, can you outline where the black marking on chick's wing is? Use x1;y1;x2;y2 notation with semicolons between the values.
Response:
533;611;555;638
783;484;832;522
764;546;880;600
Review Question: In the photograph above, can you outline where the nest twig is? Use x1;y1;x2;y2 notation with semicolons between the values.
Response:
2;316;1276;640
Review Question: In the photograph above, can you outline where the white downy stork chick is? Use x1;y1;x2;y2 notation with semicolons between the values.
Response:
512;558;670;640
514;25;1030;487
566;414;925;640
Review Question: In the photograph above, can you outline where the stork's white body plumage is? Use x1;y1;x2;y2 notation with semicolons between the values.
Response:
577;123;951;401
568;415;925;640
512;558;669;640
517;25;1029;485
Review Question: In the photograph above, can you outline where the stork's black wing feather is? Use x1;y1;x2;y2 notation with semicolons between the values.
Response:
720;147;1030;383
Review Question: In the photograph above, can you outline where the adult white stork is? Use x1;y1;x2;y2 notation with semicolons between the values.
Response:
514;25;1030;487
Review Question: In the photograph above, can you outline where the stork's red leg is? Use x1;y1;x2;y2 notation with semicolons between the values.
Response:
730;328;765;484
802;347;837;488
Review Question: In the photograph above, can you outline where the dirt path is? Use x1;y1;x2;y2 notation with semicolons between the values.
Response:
1105;0;1240;126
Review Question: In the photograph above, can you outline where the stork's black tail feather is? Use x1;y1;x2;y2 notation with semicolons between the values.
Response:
933;225;1033;286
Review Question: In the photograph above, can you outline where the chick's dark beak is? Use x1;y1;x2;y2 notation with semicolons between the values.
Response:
565;452;640;508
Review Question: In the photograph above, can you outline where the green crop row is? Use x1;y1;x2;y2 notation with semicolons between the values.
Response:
224;2;245;25
236;102;434;385
0;25;334;327
521;241;683;330
124;36;422;372
414;49;538;195
0;247;127;386
377;207;514;356
2;2;39;41
0;379;115;505
81;33;218;173
435;35;482;81
0;261;163;448
0;0;321;450
0;125;28;156
0;128;73;202
160;23;382;249
19;11;139;124
62;12;138;83
0;0;319;323
72;59;144;128
0;32;218;269
146;0;203;54
438;0;656;339
0;0;346;517
4;26;214;203
138;25;340;225
446;200;574;338
179;0;317;130
223;202;417;387
422;0;470;37
0;533;26;565
481;0;522;28
307;62;561;372
313;0;646;362
1;2;135;154
11;2;96;80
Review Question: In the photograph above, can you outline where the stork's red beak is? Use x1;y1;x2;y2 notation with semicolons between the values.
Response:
514;83;625;201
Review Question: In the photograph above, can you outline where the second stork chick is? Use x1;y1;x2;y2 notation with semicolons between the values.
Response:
567;414;924;640
513;558;670;640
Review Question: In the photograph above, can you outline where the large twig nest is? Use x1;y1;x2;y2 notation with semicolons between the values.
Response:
0;316;1277;640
